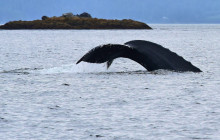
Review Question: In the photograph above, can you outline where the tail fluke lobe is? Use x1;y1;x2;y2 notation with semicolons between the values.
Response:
76;44;130;65
76;57;84;64
125;40;202;72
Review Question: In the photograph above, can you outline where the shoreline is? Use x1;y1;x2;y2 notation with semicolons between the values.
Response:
0;17;152;30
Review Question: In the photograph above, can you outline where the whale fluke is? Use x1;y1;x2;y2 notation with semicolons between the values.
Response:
76;40;201;72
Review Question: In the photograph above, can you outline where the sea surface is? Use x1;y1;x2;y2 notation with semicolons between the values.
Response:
0;25;220;140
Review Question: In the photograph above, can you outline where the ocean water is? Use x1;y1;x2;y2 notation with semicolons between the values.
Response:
0;25;220;140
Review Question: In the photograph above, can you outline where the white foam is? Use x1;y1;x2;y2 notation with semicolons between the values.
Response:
35;63;108;74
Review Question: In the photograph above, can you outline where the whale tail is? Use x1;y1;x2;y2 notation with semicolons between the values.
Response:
76;40;201;72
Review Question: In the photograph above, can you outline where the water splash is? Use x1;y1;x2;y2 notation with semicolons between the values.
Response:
35;63;108;74
0;63;109;75
0;63;190;75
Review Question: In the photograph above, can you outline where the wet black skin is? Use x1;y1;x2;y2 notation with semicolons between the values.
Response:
76;40;202;72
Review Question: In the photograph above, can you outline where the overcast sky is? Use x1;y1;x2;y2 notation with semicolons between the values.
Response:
0;0;220;24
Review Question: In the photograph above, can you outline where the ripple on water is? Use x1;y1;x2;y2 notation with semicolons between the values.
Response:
0;25;220;140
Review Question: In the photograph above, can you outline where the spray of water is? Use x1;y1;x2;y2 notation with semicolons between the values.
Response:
36;63;108;74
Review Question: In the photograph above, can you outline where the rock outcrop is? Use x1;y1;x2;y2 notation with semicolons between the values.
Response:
0;13;152;29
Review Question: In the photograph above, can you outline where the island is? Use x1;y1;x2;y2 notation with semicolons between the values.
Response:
0;12;152;29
